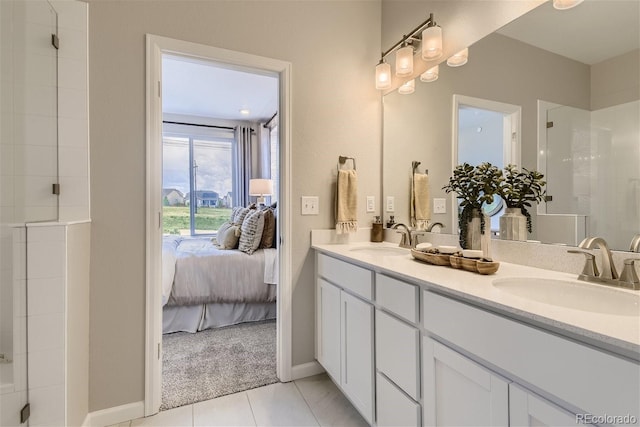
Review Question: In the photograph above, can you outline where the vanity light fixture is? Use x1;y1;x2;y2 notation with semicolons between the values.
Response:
398;79;415;95
420;65;439;82
553;0;584;10
375;13;442;89
446;48;469;67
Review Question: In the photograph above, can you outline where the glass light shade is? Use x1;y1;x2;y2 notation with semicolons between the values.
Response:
421;26;443;60
375;61;391;90
420;65;439;83
398;79;415;95
553;0;584;9
395;45;414;76
446;48;469;67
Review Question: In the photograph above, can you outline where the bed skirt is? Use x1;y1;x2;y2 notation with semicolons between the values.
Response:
163;302;277;334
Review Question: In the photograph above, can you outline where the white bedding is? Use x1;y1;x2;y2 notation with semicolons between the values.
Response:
162;236;277;306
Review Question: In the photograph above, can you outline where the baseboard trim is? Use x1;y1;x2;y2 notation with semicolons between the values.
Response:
84;401;144;427
291;361;325;380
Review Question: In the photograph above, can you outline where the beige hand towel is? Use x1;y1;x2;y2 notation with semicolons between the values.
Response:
336;169;358;234
411;173;430;229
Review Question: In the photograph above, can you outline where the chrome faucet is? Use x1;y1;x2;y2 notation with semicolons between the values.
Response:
392;223;412;248
579;237;618;280
630;234;640;252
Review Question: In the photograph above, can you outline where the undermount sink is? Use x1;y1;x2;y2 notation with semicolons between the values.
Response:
349;246;409;256
492;277;640;316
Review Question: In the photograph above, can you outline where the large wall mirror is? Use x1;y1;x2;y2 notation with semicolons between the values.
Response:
383;0;639;251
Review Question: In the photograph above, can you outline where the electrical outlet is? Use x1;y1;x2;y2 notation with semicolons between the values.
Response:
301;196;319;215
386;196;395;212
366;196;375;213
433;198;446;214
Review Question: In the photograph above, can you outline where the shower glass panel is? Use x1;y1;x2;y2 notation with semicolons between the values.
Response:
1;0;59;424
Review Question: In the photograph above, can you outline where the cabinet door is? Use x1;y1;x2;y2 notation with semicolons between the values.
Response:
377;373;421;427
318;278;341;381
423;337;509;427
341;291;374;425
509;384;593;427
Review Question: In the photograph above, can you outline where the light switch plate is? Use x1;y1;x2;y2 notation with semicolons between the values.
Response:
301;196;319;215
433;198;446;214
366;196;375;213
386;196;395;212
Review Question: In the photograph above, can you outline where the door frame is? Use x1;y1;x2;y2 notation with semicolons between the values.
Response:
451;94;522;231
144;34;293;416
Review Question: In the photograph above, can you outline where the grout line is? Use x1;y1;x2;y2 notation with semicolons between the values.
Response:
245;391;259;427
293;379;322;427
191;403;195;427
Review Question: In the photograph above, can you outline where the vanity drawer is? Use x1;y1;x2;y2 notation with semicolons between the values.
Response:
376;372;420;427
376;273;418;323
317;253;373;300
375;309;420;400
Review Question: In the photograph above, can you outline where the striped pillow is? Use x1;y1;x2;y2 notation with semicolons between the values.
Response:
238;209;265;254
260;208;276;249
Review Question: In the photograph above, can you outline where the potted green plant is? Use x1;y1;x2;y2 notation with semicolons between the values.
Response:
442;162;502;249
497;164;546;241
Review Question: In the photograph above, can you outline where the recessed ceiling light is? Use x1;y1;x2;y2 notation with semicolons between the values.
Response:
239;109;250;115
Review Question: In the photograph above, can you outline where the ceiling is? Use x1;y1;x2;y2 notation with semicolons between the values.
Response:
497;0;639;65
162;55;278;122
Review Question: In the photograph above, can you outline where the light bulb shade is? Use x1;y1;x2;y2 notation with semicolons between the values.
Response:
398;79;415;95
249;179;273;196
395;45;414;76
420;65;439;82
421;26;443;60
375;61;391;90
447;48;469;67
553;0;584;9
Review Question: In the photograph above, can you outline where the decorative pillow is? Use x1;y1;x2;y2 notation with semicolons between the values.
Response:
238;209;265;254
260;208;276;249
231;207;250;225
215;221;241;249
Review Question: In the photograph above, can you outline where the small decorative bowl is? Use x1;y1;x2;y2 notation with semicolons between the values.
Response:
437;245;459;255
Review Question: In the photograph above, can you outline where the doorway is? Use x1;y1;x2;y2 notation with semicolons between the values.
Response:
145;35;292;416
452;94;521;232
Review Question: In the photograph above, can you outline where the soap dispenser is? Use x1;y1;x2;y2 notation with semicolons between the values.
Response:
371;216;384;242
386;215;395;228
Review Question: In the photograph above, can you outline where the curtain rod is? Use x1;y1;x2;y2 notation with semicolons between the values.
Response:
263;112;278;128
163;120;254;132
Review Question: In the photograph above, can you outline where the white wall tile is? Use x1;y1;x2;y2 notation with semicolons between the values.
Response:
0;144;14;176
58;116;88;148
28;384;65;427
57;27;87;61
14;0;56;27
12;352;27;392
27;277;65;316
12;278;26;318
58;56;87;90
12;242;26;280
28;347;64;389
13;52;57;88
51;0;88;32
14;144;57;177
12;22;56;58
0;83;13;114
13;114;57;147
58;176;88;207
59;146;88;177
27;313;64;351
26;225;65;243
1;113;15;144
15;176;58;209
0;174;14;207
59;206;90;222
26;240;65;279
58;87;87;119
13;315;26;355
13;83;56;117
0;390;27;427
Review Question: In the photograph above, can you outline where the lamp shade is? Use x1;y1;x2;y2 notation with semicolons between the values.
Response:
421;26;443;60
395;45;414;76
249;179;273;196
375;61;391;90
398;79;415;95
420;65;439;82
553;0;584;9
447;48;469;67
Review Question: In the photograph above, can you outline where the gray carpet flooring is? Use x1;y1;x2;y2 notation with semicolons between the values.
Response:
161;319;278;411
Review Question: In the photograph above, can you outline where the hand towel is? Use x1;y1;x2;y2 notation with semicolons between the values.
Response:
411;172;430;230
336;169;358;234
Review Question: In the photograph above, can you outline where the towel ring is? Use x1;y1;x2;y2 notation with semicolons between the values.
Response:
338;156;356;171
412;160;427;175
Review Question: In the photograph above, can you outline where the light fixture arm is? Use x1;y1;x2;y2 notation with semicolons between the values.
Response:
380;13;437;61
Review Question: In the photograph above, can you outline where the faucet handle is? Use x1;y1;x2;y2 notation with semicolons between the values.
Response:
619;259;640;290
568;249;599;277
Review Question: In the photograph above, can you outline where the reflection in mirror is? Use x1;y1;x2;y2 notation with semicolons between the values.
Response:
382;0;639;251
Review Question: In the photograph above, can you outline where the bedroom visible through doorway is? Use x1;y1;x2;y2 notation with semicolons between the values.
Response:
160;54;280;410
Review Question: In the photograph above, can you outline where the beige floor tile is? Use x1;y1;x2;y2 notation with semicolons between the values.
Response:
193;392;256;427
106;423;131;427
247;382;319;426
295;374;368;427
130;404;193;427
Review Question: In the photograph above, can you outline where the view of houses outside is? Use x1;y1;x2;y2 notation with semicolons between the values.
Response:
162;134;233;235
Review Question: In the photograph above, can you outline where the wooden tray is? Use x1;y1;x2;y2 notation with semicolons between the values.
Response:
412;250;500;275
410;249;451;266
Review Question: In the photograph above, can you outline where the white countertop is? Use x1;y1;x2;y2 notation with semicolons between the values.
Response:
313;241;640;360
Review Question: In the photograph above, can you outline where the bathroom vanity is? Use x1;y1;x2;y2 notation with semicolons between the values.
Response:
313;241;640;427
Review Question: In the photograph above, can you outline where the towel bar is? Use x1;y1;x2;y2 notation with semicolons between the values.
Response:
338;156;356;171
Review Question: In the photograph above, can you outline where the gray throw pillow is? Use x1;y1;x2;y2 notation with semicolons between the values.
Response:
215;221;241;249
238;209;265;254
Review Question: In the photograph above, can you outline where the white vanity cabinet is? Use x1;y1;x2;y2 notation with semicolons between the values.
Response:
509;383;583;427
316;254;374;424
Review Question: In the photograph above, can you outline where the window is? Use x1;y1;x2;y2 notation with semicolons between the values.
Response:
162;124;234;235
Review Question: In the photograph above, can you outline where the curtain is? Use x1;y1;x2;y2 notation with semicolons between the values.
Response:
233;126;253;207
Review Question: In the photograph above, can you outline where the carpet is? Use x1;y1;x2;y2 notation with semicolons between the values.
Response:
161;319;278;410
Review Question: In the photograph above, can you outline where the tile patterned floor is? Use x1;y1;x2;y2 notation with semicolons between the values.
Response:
113;374;368;427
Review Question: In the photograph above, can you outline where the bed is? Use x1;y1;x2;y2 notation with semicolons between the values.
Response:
162;235;278;333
